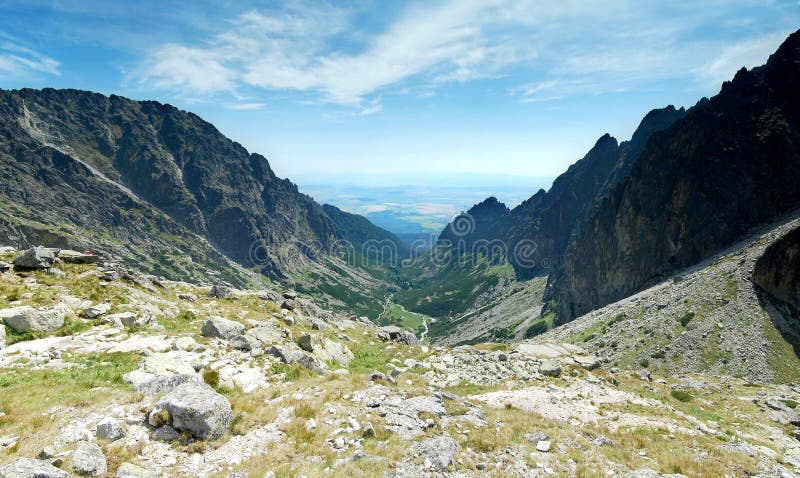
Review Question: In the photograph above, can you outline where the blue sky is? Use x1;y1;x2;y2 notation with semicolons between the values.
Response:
0;0;798;181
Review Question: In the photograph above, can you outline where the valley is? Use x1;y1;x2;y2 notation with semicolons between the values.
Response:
0;13;799;478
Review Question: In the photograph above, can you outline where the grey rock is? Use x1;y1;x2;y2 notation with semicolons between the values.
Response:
149;381;233;440
246;326;282;345
313;338;354;366
362;422;376;438
134;373;202;396
540;360;562;377
209;285;233;299
116;463;157;478
105;312;142;329
13;246;57;269
281;299;297;311
0;261;11;272
282;291;298;300
83;303;111;319
228;334;260;352
573;354;602;370
0;458;73;478
266;345;327;373
524;432;550;443
0;323;5;350
70;442;107;476
152;425;180;442
201;316;244;340
177;293;197;302
1;306;65;333
410;434;459;470
376;326;420;346
297;334;313;352
57;250;101;264
96;417;125;441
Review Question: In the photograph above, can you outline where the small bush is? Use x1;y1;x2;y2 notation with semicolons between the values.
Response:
678;312;695;327
651;350;666;359
639;359;650;368
781;399;799;409
670;390;693;402
202;369;220;388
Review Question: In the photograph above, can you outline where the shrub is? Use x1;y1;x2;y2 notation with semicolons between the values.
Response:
678;312;695;327
524;320;548;338
670;390;692;402
651;350;666;359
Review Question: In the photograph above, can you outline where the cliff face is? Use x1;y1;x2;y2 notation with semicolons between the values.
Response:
549;29;800;322
754;225;800;309
0;88;402;284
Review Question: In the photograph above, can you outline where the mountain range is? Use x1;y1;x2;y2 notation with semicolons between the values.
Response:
1;29;799;360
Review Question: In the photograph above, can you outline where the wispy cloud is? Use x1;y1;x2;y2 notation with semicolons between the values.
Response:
129;0;798;109
697;31;791;86
0;35;60;79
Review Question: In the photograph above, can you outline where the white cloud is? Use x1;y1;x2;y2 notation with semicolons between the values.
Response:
228;102;267;110
138;44;234;95
0;37;60;78
698;31;791;86
130;0;798;109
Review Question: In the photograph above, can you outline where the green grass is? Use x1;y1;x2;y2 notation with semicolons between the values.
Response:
377;302;429;333
347;342;392;374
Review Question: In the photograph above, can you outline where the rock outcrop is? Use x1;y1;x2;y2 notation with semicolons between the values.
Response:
149;381;233;440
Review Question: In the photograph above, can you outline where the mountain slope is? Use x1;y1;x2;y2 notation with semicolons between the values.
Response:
0;88;403;303
549;29;800;322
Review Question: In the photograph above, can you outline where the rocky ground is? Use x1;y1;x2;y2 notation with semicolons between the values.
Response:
2;246;800;477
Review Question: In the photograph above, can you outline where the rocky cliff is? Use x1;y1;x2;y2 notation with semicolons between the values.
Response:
549;29;800;322
754;224;800;309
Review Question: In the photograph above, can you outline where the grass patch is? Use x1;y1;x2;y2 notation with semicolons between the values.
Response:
670;390;693;402
347;342;392;374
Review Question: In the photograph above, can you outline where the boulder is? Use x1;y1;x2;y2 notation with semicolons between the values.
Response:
0;324;5;349
539;360;562;377
314;338;354;366
0;458;73;478
152;425;180;442
267;345;327;373
57;250;102;264
573;354;601;370
201;316;244;340
0;261;10;272
246;326;282;345
177;293;197;302
209;285;232;299
0;305;65;333
13;246;57;269
377;326;420;346
96;417;125;442
297;334;313;352
411;434;459;470
70;442;107;476
104;312;145;329
115;463;157;478
149;381;233;440
228;334;260;352
83;303;111;319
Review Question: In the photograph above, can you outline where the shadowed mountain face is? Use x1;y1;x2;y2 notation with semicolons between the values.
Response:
548;29;800;323
436;105;687;277
0;88;403;285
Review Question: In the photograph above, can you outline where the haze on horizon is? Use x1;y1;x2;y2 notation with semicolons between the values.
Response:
1;0;798;182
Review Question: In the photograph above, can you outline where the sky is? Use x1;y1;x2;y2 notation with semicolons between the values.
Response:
0;0;798;182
